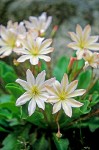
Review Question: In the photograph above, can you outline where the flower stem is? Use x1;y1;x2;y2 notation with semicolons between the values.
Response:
55;112;62;138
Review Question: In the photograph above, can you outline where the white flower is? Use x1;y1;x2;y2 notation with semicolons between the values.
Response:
0;25;18;58
6;21;27;48
67;24;99;59
24;12;52;35
16;69;55;116
7;20;26;36
46;74;86;117
7;20;18;30
17;34;54;65
83;50;99;69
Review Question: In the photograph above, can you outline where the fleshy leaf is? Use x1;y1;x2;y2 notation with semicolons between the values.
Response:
53;133;69;150
77;69;92;89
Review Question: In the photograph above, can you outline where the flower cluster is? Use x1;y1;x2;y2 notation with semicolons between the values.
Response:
16;69;85;117
68;24;99;69
0;12;53;64
0;12;99;119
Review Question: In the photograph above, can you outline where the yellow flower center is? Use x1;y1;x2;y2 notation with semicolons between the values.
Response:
87;56;94;64
31;86;40;96
30;46;39;56
59;92;67;101
79;41;85;49
7;38;16;47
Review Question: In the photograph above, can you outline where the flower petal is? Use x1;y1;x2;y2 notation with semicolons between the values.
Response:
67;80;78;94
2;49;12;57
0;47;12;57
76;50;84;60
61;74;69;91
16;79;30;90
45;85;57;95
40;39;52;50
47;96;59;103
53;80;61;94
0;26;8;41
68;32;79;42
76;24;82;38
67;89;86;98
0;39;6;46
16;92;31;106
52;101;61;114
86;43;99;50
66;98;83;107
40;92;49;100
30;56;39;65
67;42;79;50
39;55;51;62
36;70;46;86
83;24;91;40
40;47;54;54
62;101;72;117
45;16;52;31
87;36;98;44
36;37;44;49
44;77;55;86
28;99;36;116
26;69;35;87
17;55;32;62
36;98;45;110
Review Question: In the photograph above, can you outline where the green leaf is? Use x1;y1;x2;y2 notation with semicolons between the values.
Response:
77;117;99;132
72;59;84;71
88;117;99;132
0;94;19;115
53;133;69;150
33;136;49;150
77;69;92;89
3;72;17;84
1;134;20;150
0;61;17;84
5;83;24;99
53;56;70;81
40;60;48;71
0;61;14;75
26;111;47;128
89;79;99;93
80;100;91;114
0;109;12;119
0;95;13;103
0;103;19;114
0;126;9;132
90;92;99;106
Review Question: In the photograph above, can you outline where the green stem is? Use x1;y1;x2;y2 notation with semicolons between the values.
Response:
55;112;62;138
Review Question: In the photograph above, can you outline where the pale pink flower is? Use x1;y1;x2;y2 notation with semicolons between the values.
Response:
46;74;86;117
17;34;54;65
68;24;99;59
83;50;99;69
24;12;52;35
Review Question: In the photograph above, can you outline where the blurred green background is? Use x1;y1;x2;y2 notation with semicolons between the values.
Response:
0;0;99;62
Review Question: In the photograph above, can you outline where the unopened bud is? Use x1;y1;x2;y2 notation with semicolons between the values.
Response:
56;132;62;138
13;59;20;66
68;57;77;71
51;25;58;37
